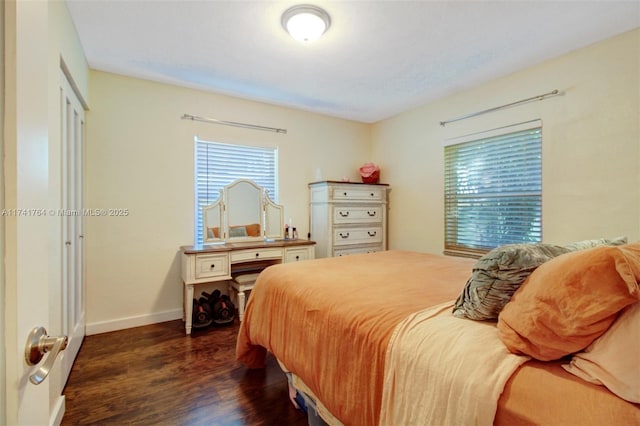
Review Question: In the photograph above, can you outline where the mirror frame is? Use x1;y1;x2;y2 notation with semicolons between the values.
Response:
264;194;284;240
202;193;224;244
202;179;285;244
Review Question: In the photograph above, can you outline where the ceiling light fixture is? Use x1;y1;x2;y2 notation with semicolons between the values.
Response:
281;4;331;44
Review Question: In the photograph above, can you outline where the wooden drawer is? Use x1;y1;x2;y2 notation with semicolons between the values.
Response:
334;245;384;257
231;248;283;263
333;206;382;224
331;186;384;201
285;247;314;263
194;253;230;280
333;227;383;246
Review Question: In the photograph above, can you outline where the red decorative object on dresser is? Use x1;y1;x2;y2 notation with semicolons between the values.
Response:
359;162;380;184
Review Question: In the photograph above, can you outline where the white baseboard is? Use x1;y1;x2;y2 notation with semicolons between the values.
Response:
86;309;183;335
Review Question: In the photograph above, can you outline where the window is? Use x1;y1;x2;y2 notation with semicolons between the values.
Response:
194;137;278;245
444;121;542;257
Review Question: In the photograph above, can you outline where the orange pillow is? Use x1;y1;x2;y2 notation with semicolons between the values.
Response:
497;242;640;361
207;227;220;239
245;223;261;237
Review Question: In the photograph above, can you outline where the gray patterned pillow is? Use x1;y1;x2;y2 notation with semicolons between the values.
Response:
452;243;570;321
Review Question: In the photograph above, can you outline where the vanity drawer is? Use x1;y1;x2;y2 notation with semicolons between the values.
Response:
231;248;283;263
285;247;314;263
334;245;384;257
194;253;230;280
331;187;384;201
333;206;382;224
333;227;383;246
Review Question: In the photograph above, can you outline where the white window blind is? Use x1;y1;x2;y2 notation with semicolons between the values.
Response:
194;137;278;245
444;123;542;256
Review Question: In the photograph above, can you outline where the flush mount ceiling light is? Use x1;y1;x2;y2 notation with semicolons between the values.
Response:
281;4;331;44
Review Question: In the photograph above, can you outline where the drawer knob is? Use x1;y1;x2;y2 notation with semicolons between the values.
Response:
367;211;376;217
368;231;377;237
343;192;347;196
370;193;374;197
339;232;350;239
210;264;216;269
295;255;300;260
339;211;349;217
255;253;260;258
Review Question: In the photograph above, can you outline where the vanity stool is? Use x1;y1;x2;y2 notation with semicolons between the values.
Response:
229;272;261;322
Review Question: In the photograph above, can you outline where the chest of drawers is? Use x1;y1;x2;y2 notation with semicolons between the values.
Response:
309;181;389;258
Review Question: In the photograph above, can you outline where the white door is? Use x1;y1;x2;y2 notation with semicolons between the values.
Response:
58;71;86;389
4;0;53;423
3;1;82;424
0;3;5;424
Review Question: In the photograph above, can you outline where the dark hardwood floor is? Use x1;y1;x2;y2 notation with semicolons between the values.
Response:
62;319;308;426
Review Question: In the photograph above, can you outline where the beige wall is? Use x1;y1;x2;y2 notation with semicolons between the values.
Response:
86;29;639;333
85;72;371;332
372;29;640;254
51;0;89;104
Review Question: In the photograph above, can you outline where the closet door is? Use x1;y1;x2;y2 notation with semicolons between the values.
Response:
59;72;86;386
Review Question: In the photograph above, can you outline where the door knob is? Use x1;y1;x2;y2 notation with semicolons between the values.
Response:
24;326;68;385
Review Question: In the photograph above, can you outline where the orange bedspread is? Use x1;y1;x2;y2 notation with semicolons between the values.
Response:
236;250;640;425
236;250;475;425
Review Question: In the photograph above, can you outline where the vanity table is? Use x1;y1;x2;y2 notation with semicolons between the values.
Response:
181;239;314;333
180;179;315;334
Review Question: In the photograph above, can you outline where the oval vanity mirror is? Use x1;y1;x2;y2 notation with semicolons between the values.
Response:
201;178;285;244
225;179;263;242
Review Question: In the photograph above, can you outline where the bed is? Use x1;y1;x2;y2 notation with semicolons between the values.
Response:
236;245;640;425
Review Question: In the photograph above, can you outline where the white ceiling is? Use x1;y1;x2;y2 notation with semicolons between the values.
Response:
66;1;640;123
